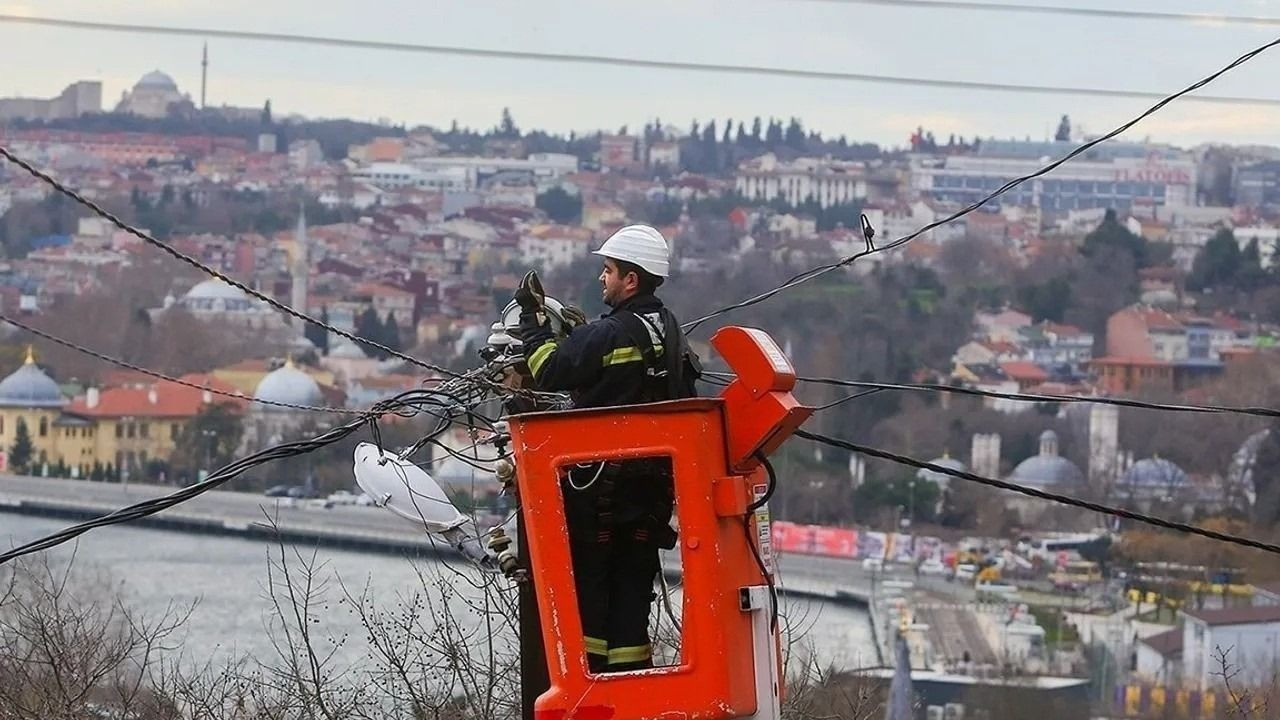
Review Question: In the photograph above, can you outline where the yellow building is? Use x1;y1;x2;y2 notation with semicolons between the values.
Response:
0;348;95;474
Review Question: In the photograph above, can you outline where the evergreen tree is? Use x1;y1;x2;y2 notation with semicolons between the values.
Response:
784;118;806;151
355;305;385;358
9;417;32;473
305;305;331;353
750;116;763;144
261;100;273;126
384;312;402;353
1187;228;1240;291
536;186;583;223
91;460;104;482
498;107;519;138
1082;209;1148;267
722;120;733;145
765;119;783;148
1055;114;1072;142
104;462;117;483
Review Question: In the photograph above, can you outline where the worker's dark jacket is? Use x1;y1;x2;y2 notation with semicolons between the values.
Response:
518;293;694;408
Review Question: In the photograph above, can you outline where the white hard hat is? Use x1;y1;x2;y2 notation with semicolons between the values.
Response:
593;224;670;278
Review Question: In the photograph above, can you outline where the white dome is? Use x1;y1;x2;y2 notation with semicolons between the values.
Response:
253;362;322;410
184;279;250;302
0;357;64;408
328;337;368;360
136;71;178;91
1121;457;1188;489
918;455;966;488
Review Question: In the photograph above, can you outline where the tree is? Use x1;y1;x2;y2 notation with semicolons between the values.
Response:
383;312;402;353
1017;276;1072;322
305;305;331;354
750;116;762;145
498;107;518;138
261;99;272;127
355;306;385;358
1054;114;1071;142
90;460;104;482
1082;208;1148;267
168;403;244;482
9;418;33;473
1187;228;1241;291
536;187;583;223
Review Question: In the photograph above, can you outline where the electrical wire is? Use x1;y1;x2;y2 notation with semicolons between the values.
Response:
0;14;1278;106
793;374;1280;419
794;429;1280;556
0;144;520;396
681;33;1280;334
798;0;1280;27
0;380;501;566
745;452;780;630
0;313;370;415
702;370;1280;420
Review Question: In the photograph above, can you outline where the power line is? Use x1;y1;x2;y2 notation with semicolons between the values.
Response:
682;34;1280;333
799;0;1280;27
1;14;1279;106
1;312;370;415
0;145;484;389
791;374;1280;419
795;429;1280;556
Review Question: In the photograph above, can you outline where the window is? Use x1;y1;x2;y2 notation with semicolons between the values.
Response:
140;423;149;439
127;423;136;439
171;423;180;441
116;423;123;439
39;417;48;437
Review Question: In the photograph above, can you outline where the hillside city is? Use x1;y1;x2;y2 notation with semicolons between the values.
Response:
3;70;1280;719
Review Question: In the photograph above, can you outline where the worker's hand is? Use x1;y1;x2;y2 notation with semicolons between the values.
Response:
514;270;545;313
561;305;587;329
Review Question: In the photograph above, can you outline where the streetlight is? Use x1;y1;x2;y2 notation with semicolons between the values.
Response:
199;429;217;484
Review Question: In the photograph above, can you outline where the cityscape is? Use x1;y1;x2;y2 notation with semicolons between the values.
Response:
3;10;1280;719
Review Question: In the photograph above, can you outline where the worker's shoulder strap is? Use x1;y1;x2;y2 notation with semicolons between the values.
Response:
612;307;699;400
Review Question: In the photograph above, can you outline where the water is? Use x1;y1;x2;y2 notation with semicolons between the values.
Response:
0;512;874;672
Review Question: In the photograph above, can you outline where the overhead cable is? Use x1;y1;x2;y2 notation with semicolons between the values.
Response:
796;429;1280;557
0;145;485;389
786;373;1280;419
799;0;1280;27
681;34;1280;333
0;313;370;415
0;379;503;566
0;14;1278;105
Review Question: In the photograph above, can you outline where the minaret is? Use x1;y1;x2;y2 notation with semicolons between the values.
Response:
290;205;308;318
201;43;208;109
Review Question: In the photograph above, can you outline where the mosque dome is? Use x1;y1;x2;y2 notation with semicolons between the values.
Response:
135;71;178;91
0;349;65;408
184;279;249;302
1009;430;1084;489
917;452;966;488
1121;457;1188;491
253;359;322;411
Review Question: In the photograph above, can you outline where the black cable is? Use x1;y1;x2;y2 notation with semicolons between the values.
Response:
0;145;514;394
0;14;1278;106
0;384;493;565
681;34;1280;333
799;0;1280;27
744;452;779;630
794;429;1280;557
0;313;369;415
794;374;1280;419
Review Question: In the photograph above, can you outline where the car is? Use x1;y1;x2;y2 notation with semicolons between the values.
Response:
286;485;320;499
327;490;359;506
355;492;375;507
264;484;292;498
861;557;884;572
954;564;978;582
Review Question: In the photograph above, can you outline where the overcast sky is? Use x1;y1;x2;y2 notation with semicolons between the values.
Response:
2;1;1280;149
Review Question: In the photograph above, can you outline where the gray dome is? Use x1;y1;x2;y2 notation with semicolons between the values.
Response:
253;361;322;410
136;71;178;90
918;454;966;488
0;356;65;408
1121;457;1187;489
1009;455;1084;488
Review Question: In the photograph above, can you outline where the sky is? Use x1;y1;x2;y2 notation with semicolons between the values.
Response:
1;1;1280;149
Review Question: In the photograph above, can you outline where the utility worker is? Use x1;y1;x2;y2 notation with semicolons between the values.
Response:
512;224;698;673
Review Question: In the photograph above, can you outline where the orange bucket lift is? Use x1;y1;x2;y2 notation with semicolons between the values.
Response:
506;326;811;720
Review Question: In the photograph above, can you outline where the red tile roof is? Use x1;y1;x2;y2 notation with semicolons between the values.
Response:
999;361;1050;383
66;374;247;418
1138;628;1183;657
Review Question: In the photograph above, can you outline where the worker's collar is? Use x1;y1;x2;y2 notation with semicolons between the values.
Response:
607;293;661;315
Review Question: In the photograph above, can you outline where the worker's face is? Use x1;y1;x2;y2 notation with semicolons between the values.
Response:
599;259;637;307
